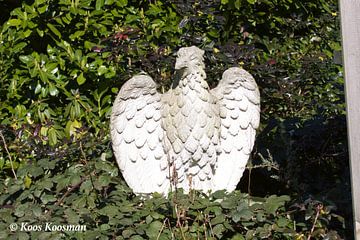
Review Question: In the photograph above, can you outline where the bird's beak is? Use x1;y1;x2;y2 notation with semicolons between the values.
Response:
174;61;181;70
175;59;186;70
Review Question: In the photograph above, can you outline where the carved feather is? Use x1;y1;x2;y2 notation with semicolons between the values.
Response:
211;67;260;192
110;74;170;194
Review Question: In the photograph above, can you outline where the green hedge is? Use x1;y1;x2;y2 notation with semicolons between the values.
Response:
0;0;350;239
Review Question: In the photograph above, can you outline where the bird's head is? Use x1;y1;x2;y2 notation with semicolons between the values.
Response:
175;46;205;73
119;73;157;99
221;67;257;90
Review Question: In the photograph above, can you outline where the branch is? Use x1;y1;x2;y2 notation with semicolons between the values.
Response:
0;130;17;180
55;177;86;206
307;204;323;240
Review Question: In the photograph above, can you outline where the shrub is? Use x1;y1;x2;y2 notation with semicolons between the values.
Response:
0;0;350;239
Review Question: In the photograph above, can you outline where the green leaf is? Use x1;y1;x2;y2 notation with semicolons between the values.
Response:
122;229;135;238
24;175;32;188
100;224;110;231
38;178;53;190
208;29;219;38
96;0;104;10
129;235;144;240
19;55;33;64
212;190;226;199
41;194;57;204
80;179;93;194
100;205;120;217
49;84;59;96
84;41;96;49
206;206;222;216
73;196;87;208
146;215;153;224
70;174;81;186
212;224;226;238
119;218;134;226
13;42;27;53
70;30;85;40
11;8;26;19
35;82;41;94
37;28;44;37
38;5;47;14
14;203;27;217
29;166;44;178
77;72;86;85
48;127;58;146
23;29;32;37
276;217;289;227
231;208;252;222
231;234;245;240
40;126;48;136
151;212;163;219
7;19;22;26
97;65;107;75
98;175;111;187
211;214;225;225
256;212;266;222
32;206;43;217
234;0;241;9
125;14;139;24
145;221;162;239
65;119;82;138
264;195;290;215
39;70;48;82
65;209;80;224
35;0;47;5
73;101;81;118
117;0;128;7
220;198;236;209
111;87;119;93
47;23;61;38
247;0;257;4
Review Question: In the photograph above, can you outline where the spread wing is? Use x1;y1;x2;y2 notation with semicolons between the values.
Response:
211;67;260;192
110;73;170;194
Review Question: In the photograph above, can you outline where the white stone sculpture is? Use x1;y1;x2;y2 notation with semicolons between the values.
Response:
110;46;260;195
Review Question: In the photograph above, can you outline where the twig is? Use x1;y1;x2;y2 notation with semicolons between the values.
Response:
157;218;172;240
55;177;87;206
174;204;187;240
42;177;87;220
79;140;98;196
0;130;17;180
245;163;279;171
54;141;93;207
79;141;88;165
179;221;187;240
247;167;252;196
156;218;166;240
204;213;215;239
203;215;208;240
46;179;83;211
307;204;323;240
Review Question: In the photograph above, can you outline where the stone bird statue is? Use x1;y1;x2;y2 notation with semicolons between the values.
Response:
110;46;260;195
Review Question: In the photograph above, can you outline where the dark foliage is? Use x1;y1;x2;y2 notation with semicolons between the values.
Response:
0;0;352;239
